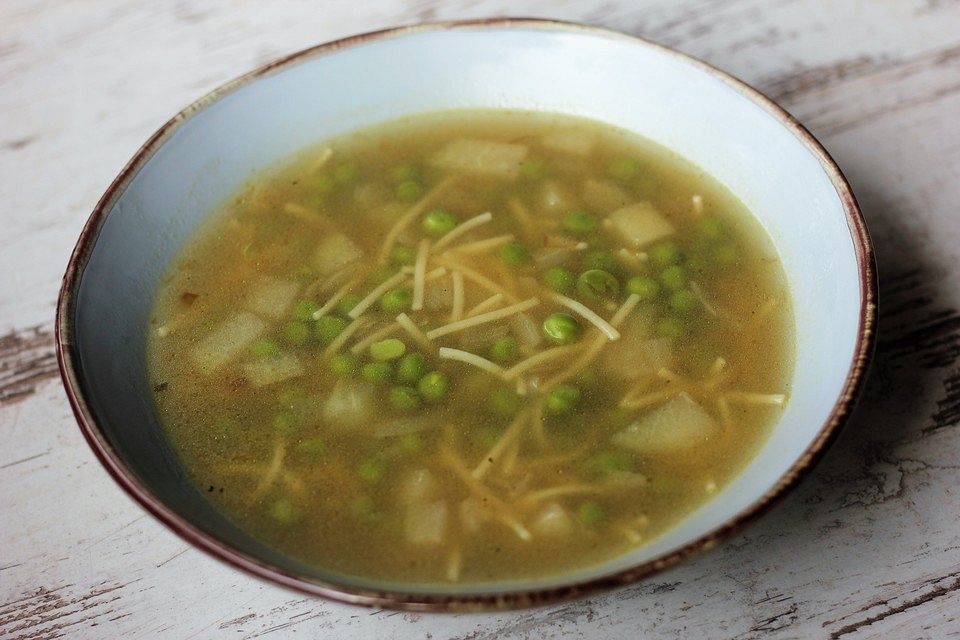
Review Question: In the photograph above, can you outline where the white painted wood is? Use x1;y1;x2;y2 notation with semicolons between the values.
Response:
2;1;960;638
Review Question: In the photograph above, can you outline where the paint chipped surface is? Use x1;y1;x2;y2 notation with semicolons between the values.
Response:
0;325;58;407
3;0;960;638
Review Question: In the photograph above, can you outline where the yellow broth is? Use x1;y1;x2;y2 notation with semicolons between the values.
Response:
147;111;794;584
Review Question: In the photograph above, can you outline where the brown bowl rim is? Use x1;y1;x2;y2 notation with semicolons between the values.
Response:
55;17;877;612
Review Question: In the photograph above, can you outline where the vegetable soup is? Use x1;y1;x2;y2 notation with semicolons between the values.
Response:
147;111;793;584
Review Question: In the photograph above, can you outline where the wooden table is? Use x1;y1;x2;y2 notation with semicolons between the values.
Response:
3;1;959;637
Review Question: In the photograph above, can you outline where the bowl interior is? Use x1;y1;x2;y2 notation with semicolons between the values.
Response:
68;23;867;598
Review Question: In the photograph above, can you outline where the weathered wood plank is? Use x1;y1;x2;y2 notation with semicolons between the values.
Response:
3;0;960;638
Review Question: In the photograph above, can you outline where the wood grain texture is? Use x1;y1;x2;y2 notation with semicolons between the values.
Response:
2;0;960;638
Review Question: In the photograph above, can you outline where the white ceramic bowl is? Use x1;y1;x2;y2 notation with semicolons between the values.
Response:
57;19;876;610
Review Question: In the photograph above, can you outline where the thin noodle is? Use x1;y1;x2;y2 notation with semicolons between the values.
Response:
427;298;539;339
396;313;435;354
379;174;457;262
348;271;407;319
466;293;504;317
507;197;537;242
450;271;465;322
432;212;493;251
412;238;430;311
550;293;620;340
438;347;504;377
322;317;370;357
350;321;401;355
434;256;520;303
312;272;364;320
503;345;583;381
443;234;515;256
472;409;529;479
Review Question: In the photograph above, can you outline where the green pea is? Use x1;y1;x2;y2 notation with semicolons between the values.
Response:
358;458;386;483
314;174;335;194
328;353;359;377
656;317;686;340
542;313;581;345
659;265;688;292
370;338;406;361
389;385;421;412
397;353;429;384
577;269;620;300
368;265;398;286
391;244;417;266
562;211;599;237
351;496;380;523
500;242;532;267
296;437;328;458
396;180;424;202
686;255;709;275
489;337;520;364
649;241;683;267
578;501;604;525
594;451;631;475
293;299;320;321
626;275;661;301
390;163;420;183
361;361;393;384
399;432;424;453
546;384;581;415
251;338;281;358
294;266;316;286
584;250;617;273
608;158;640;181
712;243;738;266
283;320;311;345
270;499;303;525
519;159;550;179
418;371;450;402
669;289;700;314
489;388;520;416
696;216;726;241
422;209;458;236
544;267;576;294
379;288;412;314
336;292;364;316
273;411;299;436
333;163;359;185
314;315;348;344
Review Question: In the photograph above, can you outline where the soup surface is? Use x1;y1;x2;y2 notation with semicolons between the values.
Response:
148;111;793;585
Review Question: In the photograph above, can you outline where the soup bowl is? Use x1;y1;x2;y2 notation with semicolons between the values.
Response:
56;18;875;610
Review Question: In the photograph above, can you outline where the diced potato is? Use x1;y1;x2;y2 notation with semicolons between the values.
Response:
606;203;675;248
191;312;266;374
581;179;632;213
540;180;575;212
322;381;376;430
613;394;718;453
603;337;674;382
312;233;363;276
542;130;596;157
244;277;300;320
531;502;573;536
405;500;447;545
431;138;528;179
459;496;489;533
401;469;438;504
242;354;304;387
511;312;542;350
